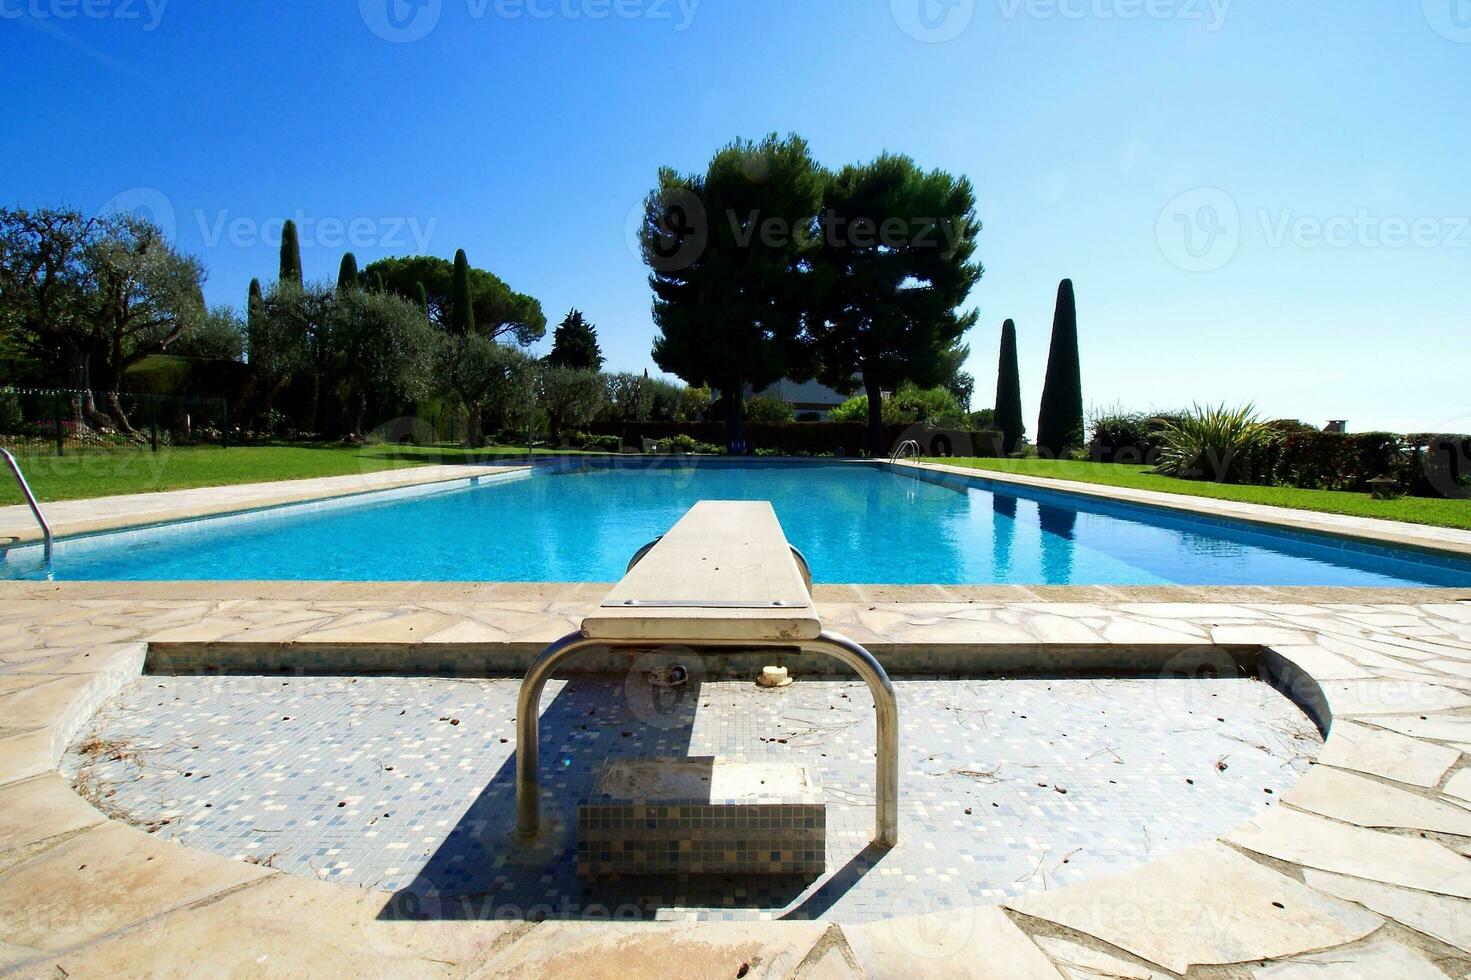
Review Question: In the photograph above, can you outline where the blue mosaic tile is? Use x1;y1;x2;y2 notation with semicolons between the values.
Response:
63;674;1319;922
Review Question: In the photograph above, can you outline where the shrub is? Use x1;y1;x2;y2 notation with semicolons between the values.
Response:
581;434;621;452
795;411;820;422
1088;409;1180;465
677;385;712;422
830;383;962;426
890;383;965;426
655;433;722;454
745;394;793;423
1154;404;1278;483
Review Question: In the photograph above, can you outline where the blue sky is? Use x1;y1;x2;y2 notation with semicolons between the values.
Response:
3;0;1467;432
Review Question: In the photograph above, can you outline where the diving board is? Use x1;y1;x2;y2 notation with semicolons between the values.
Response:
514;500;900;848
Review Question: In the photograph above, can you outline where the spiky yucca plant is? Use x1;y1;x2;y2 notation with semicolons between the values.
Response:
1153;403;1277;483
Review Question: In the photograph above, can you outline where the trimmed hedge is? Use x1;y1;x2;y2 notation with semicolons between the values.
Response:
1095;423;1471;499
587;421;1004;458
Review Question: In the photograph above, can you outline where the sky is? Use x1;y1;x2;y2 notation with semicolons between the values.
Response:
2;0;1467;433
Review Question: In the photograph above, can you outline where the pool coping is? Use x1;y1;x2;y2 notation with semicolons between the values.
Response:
2;596;1469;974
0;462;525;546
907;459;1471;560
3;579;1469;605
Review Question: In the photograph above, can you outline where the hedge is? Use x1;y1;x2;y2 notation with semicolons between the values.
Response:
585;421;1005;458
1095;426;1470;499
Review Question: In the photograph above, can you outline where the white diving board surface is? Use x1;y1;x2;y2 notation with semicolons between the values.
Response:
583;500;821;643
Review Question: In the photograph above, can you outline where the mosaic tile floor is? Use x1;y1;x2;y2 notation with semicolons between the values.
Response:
63;674;1321;923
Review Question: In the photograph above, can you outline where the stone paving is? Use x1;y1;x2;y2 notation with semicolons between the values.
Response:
61;674;1317;923
2;588;1471;976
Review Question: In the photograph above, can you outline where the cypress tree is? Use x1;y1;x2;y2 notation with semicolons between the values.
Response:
546;309;604;370
995;318;1025;455
413;280;429;315
279;220;303;284
1036;278;1084;457
372;272;386;294
448;249;475;334
245;278;263;358
337;253;359;292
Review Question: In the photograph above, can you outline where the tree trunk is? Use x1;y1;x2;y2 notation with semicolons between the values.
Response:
105;389;139;436
464;403;485;448
864;374;885;457
724;384;745;455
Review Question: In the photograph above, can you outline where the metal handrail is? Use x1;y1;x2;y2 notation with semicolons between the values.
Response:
888;439;921;464
1;449;52;561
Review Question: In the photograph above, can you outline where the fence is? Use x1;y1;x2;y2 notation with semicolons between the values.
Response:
0;387;229;457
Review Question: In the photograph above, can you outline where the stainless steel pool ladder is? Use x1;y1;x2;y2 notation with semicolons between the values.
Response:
1;449;52;561
889;439;921;465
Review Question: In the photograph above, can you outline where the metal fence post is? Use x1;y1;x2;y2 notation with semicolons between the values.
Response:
220;399;229;449
53;390;64;457
149;396;159;453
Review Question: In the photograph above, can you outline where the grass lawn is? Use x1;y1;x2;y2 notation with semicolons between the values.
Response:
0;444;588;505
926;457;1471;532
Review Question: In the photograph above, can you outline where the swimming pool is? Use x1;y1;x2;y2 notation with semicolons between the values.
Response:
3;460;1469;586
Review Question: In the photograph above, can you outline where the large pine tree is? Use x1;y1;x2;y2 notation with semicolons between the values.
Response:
808;153;982;456
995;318;1025;455
644;134;823;451
448;249;475;334
546;309;604;370
279;220;303;284
1036;279;1083;457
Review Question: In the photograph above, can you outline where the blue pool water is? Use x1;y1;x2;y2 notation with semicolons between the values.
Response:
3;461;1469;586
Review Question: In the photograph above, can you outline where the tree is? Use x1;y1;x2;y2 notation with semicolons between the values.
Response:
647;377;682;421
173;305;246;361
0;207;99;403
603;371;654;422
330;288;436;435
808;153;982;456
1036;279;1083;457
944;370;975;413
364;254;545;345
546;309;603;370
676;385;711;422
81;213;206;430
413;281;428;316
250;281;322;429
448;249;475;334
643;133;823;450
995;318;1024;454
0;207;210;431
431;332;529;447
337;253;359;292
537;364;606;437
279;219;303;284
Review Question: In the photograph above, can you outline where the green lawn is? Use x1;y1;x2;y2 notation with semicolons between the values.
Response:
0;444;586;505
926;457;1471;532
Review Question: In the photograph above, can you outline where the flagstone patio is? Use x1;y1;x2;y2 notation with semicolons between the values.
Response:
3;586;1471;977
